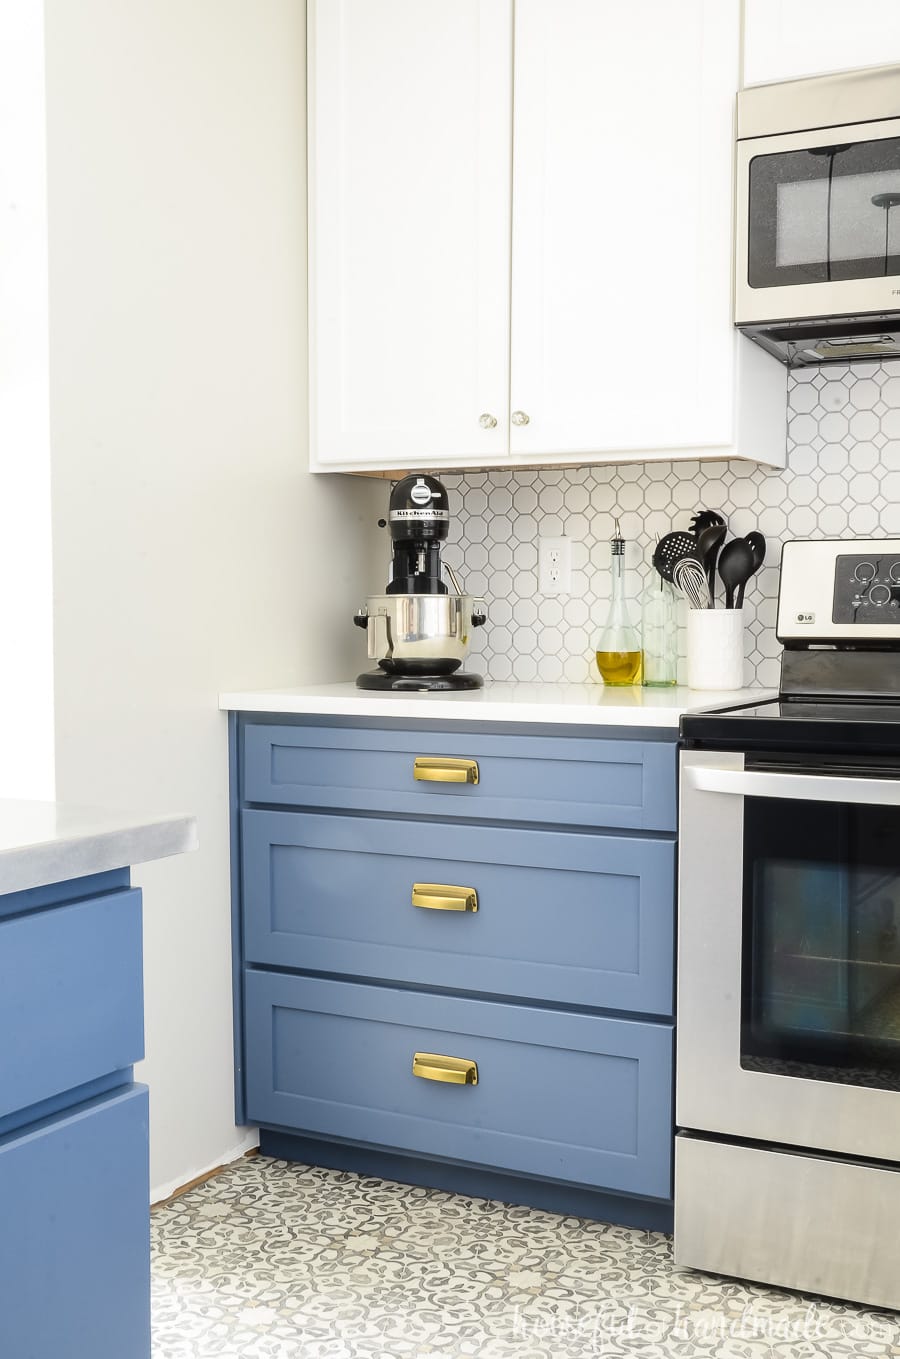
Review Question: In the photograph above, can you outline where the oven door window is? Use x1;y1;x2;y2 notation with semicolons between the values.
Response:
742;793;900;1090
748;136;900;287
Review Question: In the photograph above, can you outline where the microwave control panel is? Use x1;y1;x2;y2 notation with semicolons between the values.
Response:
778;538;900;642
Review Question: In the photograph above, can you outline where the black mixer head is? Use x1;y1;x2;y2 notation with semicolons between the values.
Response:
388;475;450;544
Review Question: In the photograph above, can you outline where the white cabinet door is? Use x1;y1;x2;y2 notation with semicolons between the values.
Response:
744;0;900;86
509;0;738;459
309;0;512;469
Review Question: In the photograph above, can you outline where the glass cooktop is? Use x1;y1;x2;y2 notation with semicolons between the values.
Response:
683;697;900;754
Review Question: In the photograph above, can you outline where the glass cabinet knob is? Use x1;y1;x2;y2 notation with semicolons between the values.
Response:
478;413;498;429
511;410;530;426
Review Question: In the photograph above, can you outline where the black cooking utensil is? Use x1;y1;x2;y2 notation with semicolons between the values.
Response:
653;531;700;583
688;510;727;534
735;531;767;608
746;530;766;570
695;522;727;605
718;536;756;610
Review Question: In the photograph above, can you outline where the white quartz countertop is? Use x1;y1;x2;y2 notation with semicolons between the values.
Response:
219;681;775;727
0;799;198;896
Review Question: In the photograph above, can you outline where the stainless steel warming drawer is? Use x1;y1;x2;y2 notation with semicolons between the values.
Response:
676;1133;900;1311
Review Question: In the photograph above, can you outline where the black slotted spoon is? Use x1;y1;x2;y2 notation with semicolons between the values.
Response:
652;531;700;583
653;532;710;609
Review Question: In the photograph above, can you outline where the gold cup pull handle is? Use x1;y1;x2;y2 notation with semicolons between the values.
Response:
412;883;478;913
412;1052;478;1086
413;756;479;785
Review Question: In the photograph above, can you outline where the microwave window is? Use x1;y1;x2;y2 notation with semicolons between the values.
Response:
749;137;900;287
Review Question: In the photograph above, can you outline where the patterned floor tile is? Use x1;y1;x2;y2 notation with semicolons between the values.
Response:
150;1157;900;1358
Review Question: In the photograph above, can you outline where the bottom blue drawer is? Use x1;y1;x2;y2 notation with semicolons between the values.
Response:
245;971;672;1199
0;1084;150;1359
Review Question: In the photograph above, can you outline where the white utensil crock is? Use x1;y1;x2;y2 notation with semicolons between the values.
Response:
687;609;745;691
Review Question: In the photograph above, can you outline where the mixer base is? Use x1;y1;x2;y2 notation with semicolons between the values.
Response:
356;670;483;692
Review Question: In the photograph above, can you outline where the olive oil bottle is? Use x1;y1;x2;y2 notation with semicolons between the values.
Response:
596;520;642;686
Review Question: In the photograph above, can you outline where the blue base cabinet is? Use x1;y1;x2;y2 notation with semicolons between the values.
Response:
232;714;677;1231
0;871;150;1359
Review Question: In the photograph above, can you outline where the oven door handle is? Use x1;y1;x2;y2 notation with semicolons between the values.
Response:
685;764;900;806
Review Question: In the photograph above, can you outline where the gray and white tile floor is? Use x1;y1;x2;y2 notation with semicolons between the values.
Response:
151;1156;900;1358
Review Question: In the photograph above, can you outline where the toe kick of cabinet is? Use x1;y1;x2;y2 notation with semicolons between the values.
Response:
244;971;673;1200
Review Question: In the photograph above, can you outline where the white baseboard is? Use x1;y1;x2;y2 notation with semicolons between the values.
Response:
151;1129;259;1206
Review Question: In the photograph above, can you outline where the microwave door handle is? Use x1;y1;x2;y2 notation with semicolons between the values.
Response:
684;765;900;807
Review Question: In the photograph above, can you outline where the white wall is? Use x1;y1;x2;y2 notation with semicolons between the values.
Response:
0;3;54;799
44;0;384;1198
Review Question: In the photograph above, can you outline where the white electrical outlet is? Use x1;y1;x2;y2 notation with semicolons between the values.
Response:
538;536;572;594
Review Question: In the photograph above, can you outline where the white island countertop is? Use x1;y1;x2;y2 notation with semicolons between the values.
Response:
219;680;775;727
0;799;198;896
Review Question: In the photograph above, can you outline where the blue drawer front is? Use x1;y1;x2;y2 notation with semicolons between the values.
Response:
244;972;673;1198
243;810;674;1015
0;889;144;1119
0;1084;150;1359
243;723;676;832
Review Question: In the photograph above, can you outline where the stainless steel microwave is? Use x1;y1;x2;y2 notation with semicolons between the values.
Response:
735;64;900;366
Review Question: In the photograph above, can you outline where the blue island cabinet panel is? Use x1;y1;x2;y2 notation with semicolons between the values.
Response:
245;972;673;1199
0;1084;150;1359
242;723;677;832
242;809;675;1015
0;887;144;1119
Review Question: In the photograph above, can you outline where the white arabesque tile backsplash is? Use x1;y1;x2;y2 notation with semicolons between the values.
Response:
443;361;900;688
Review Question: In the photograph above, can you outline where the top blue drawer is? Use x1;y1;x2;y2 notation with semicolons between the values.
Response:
242;723;676;832
0;888;144;1120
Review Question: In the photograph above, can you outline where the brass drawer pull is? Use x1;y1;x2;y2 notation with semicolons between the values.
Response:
413;756;479;785
412;883;478;913
412;1052;478;1086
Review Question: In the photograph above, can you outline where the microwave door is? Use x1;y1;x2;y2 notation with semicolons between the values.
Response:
735;117;900;326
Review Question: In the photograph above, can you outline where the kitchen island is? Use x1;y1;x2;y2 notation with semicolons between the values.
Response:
222;682;768;1233
0;799;196;1359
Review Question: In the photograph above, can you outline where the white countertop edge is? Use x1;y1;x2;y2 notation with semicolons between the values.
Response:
218;681;776;727
0;801;199;897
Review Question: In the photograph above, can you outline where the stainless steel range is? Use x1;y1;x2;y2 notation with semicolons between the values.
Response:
676;538;900;1310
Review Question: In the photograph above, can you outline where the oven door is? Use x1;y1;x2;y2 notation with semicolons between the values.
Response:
678;749;900;1162
735;117;900;326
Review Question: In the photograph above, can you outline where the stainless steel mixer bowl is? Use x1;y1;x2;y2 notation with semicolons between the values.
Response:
355;594;486;674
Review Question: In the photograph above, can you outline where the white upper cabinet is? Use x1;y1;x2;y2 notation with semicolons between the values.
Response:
744;0;900;86
309;1;786;473
309;1;513;467
510;0;737;459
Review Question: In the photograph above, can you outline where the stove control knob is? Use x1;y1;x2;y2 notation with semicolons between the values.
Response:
870;583;892;606
890;562;900;584
855;561;876;583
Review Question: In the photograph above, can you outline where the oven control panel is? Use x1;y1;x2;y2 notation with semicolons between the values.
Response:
778;538;900;642
833;553;900;623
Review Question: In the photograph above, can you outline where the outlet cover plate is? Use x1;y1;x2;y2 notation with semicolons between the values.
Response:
538;537;572;594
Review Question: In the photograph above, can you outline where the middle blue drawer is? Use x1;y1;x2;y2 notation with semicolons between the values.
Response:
242;810;674;1015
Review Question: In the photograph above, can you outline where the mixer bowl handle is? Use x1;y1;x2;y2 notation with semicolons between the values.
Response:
443;561;464;596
